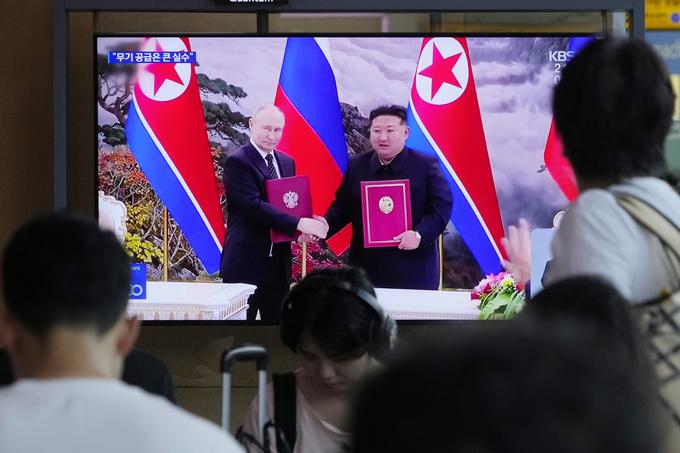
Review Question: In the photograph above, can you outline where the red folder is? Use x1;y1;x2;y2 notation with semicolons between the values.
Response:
361;179;412;248
265;175;312;243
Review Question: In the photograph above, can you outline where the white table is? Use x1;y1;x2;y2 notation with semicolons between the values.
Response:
127;281;478;321
376;288;479;320
127;282;256;321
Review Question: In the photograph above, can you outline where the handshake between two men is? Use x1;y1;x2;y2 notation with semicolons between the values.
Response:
296;216;329;241
297;216;422;251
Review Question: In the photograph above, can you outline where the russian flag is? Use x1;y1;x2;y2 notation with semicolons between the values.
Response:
543;37;593;203
274;37;352;255
125;37;226;274
406;37;505;275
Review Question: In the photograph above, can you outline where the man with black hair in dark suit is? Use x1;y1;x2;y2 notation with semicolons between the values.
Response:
220;104;327;322
320;105;452;290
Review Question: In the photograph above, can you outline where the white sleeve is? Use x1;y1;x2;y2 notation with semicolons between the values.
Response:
546;191;638;299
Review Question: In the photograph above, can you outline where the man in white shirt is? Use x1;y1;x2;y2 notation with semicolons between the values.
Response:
0;212;243;453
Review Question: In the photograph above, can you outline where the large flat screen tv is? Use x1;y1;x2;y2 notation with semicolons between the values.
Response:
96;34;590;323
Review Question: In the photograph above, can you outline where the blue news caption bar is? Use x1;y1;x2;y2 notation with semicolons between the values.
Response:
108;51;197;64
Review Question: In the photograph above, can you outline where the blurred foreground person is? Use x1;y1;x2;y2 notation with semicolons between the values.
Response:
503;38;680;301
0;213;242;453
351;322;661;453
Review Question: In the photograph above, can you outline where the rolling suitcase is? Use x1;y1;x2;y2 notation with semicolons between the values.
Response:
221;344;269;451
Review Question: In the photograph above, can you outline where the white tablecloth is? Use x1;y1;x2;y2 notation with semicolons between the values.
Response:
127;282;256;321
376;288;479;320
127;281;479;321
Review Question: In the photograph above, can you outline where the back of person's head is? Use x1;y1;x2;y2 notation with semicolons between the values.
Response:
553;37;674;184
280;266;396;361
351;322;660;453
523;276;647;371
1;212;130;336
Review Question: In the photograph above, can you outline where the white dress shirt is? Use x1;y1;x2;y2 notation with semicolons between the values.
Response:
251;139;281;178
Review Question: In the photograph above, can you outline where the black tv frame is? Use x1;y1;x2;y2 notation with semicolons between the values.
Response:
57;1;641;326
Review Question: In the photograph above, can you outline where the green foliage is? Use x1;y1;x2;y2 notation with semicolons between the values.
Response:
124;232;164;264
474;272;526;320
126;202;152;235
478;291;525;320
98;124;127;146
202;100;249;144
124;201;163;264
197;73;247;102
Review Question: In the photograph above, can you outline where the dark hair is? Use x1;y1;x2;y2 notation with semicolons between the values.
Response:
553;38;674;183
1;212;131;336
522;276;648;372
368;105;407;126
280;267;388;361
351;322;660;453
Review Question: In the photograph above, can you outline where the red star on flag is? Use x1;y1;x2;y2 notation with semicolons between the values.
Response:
145;40;184;95
418;44;462;99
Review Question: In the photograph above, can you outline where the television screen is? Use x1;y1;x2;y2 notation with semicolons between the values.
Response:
96;34;589;322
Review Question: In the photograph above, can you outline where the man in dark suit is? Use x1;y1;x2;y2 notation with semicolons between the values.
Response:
321;105;452;290
220;104;327;322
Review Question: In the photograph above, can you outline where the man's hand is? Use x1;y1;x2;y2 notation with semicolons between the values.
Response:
297;233;318;244
297;216;330;243
500;218;531;287
314;215;329;230
394;230;421;250
297;217;328;239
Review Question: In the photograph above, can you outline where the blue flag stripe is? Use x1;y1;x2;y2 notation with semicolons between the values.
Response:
406;105;503;275
126;100;222;274
278;37;348;172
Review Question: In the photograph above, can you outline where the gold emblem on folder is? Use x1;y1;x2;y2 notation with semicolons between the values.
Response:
378;196;394;214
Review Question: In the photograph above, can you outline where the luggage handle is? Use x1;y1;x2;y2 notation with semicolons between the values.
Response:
221;344;269;444
221;344;269;373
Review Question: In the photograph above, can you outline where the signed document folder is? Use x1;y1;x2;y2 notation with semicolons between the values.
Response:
361;179;412;248
265;175;312;243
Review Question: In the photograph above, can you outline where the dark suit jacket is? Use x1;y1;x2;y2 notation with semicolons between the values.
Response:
325;148;452;289
220;143;298;286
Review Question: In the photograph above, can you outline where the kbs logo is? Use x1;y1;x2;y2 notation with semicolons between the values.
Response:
129;263;147;300
549;50;575;62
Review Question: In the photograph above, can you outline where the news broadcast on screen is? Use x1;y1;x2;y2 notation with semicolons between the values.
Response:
96;35;591;322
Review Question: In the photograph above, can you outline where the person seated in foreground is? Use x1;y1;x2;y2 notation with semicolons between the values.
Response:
0;212;242;453
242;266;397;453
350;321;661;453
0;347;177;403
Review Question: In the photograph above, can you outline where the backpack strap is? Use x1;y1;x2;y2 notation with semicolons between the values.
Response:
273;372;297;453
617;194;680;304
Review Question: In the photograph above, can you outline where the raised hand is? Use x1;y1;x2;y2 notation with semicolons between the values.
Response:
500;218;531;286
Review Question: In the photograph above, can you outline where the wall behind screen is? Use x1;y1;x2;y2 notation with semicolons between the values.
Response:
0;0;53;249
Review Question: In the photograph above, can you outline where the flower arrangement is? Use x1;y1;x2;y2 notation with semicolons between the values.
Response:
471;271;526;320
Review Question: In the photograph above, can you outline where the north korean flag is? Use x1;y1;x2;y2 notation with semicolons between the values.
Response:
125;37;226;274
406;37;505;274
